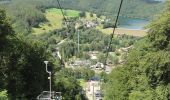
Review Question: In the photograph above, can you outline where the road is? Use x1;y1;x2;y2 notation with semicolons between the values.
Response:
85;81;101;100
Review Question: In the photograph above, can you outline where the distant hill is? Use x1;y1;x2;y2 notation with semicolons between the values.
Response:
0;0;10;4
1;0;165;20
56;0;165;19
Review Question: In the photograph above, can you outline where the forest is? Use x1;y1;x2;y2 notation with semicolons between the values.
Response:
104;1;170;100
0;9;89;100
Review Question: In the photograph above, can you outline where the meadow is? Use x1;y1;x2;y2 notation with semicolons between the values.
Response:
32;8;80;34
96;26;147;37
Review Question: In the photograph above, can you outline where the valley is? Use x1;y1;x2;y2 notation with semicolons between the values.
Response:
32;8;148;37
0;0;169;100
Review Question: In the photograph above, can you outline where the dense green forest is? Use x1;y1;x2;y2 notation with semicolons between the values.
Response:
57;0;164;19
104;1;170;100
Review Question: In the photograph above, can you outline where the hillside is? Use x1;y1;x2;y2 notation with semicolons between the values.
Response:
57;0;164;19
104;1;170;99
1;0;164;20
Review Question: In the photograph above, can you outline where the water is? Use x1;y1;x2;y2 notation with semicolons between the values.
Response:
154;0;165;2
118;17;149;30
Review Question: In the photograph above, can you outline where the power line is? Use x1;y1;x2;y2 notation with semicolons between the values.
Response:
56;0;70;31
104;0;124;67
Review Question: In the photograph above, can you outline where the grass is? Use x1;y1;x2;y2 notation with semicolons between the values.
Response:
85;12;97;20
32;8;80;35
46;8;80;17
85;12;105;21
96;26;147;37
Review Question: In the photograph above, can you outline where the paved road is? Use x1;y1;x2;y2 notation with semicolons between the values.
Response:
85;81;101;100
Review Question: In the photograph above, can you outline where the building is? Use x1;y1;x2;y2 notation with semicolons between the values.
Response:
37;91;62;100
90;62;104;70
88;51;99;60
70;60;91;67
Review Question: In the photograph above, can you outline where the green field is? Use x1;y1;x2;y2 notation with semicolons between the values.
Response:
96;26;147;37
32;8;80;35
46;8;80;17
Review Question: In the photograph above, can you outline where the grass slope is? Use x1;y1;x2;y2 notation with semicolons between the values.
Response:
46;8;80;17
96;26;147;37
32;8;80;35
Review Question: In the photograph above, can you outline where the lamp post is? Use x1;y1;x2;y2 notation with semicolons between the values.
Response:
44;61;51;100
77;29;80;53
93;82;94;100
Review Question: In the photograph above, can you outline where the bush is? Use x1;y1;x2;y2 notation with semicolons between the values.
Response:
103;22;115;29
79;11;86;17
96;13;101;18
0;90;8;100
115;51;121;56
90;12;93;17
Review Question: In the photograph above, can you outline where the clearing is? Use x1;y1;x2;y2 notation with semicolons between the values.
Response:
96;26;147;37
32;8;80;35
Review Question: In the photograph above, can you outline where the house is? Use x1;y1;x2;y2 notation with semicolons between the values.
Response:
90;62;104;70
88;51;99;60
37;91;62;100
105;18;111;22
70;60;91;67
86;21;97;28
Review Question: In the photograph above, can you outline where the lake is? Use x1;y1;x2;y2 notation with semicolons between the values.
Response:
118;17;149;30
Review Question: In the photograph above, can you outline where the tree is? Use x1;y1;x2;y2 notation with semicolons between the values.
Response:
59;40;77;61
99;71;108;83
0;9;13;50
54;72;87;100
4;0;46;34
6;37;56;99
82;52;90;60
90;12;93;17
97;53;105;64
96;13;101;18
147;12;170;50
0;9;59;99
102;22;115;29
104;2;170;99
0;90;8;100
108;54;119;65
63;10;67;16
0;9;14;91
79;11;86;18
57;68;95;81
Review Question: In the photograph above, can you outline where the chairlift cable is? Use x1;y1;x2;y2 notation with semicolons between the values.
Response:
56;0;70;31
104;0;124;67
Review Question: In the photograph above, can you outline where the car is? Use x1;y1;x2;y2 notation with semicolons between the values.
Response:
95;90;104;100
95;96;102;100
